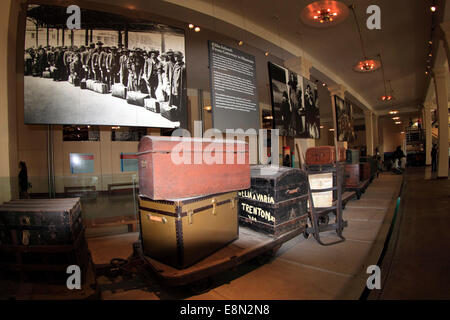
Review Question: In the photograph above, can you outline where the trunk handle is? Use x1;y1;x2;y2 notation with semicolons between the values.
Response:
146;214;167;224
285;187;300;195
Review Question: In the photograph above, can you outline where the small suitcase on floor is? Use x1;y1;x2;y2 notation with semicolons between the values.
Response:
80;79;87;89
144;98;160;113
94;82;108;94
139;191;239;269
42;71;52;79
160;103;178;122
86;80;96;91
305;146;336;165
112;83;127;99
126;91;149;106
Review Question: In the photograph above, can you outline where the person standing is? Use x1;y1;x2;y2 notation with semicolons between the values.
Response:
431;144;438;172
18;161;30;199
144;49;161;99
119;48;129;87
170;51;186;112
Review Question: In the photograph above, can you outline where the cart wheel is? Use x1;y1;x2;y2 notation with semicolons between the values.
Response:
189;277;213;295
318;215;330;226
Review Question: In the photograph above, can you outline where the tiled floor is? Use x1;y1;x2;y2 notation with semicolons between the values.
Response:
88;172;404;300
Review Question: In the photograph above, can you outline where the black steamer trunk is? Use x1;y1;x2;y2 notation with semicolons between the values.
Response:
238;166;309;236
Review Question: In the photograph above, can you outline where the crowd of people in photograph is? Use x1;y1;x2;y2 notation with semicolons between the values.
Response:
24;41;186;111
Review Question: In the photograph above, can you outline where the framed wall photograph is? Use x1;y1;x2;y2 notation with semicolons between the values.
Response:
335;96;356;142
23;4;187;128
268;62;319;138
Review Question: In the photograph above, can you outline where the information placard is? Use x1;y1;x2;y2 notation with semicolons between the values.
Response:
208;41;260;131
120;153;138;172
70;153;94;174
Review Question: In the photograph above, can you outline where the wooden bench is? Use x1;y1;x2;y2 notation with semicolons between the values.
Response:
64;185;96;195
84;215;138;232
107;182;135;195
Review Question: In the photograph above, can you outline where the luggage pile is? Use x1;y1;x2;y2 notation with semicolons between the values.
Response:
0;198;93;286
137;136;250;269
238;166;309;236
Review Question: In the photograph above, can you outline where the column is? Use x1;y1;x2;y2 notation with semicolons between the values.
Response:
440;21;450;72
283;56;313;168
364;110;374;156
423;101;433;165
372;114;379;152
85;29;88;46
432;66;449;178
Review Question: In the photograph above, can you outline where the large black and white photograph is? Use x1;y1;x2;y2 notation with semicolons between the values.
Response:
23;4;187;128
334;95;356;142
268;62;319;138
302;77;320;139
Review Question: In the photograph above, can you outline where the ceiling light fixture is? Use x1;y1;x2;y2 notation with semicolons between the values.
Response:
392;117;400;120
238;40;244;46
431;6;436;12
389;110;398;115
320;125;324;129
395;121;402;125
194;26;201;32
322;83;326;87
428;40;433;45
329;128;335;131
265;51;269;56
188;24;194;29
350;4;380;73
300;1;349;28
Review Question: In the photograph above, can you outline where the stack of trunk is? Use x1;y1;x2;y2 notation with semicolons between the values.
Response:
137;136;250;269
0;198;92;286
238;166;309;236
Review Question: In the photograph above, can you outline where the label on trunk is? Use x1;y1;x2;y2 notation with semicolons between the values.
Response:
238;190;275;204
239;201;275;224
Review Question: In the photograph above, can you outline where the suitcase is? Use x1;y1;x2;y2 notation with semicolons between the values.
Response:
80;79;87;89
346;149;360;164
344;164;360;188
112;83;127;99
139;191;238;269
144;98;160;113
305;146;336;165
238;166;308;236
160;103;178;122
126;91;149;106
42;71;52;78
94;82;108;94
137;136;250;200
86;79;96;91
0;199;82;246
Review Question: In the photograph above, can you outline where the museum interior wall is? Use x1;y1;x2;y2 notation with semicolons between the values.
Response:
0;0;385;208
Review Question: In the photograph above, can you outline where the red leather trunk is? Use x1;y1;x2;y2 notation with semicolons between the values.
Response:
305;146;336;165
137;137;250;199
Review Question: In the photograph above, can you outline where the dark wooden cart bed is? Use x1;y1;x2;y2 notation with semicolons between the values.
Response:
135;226;303;287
